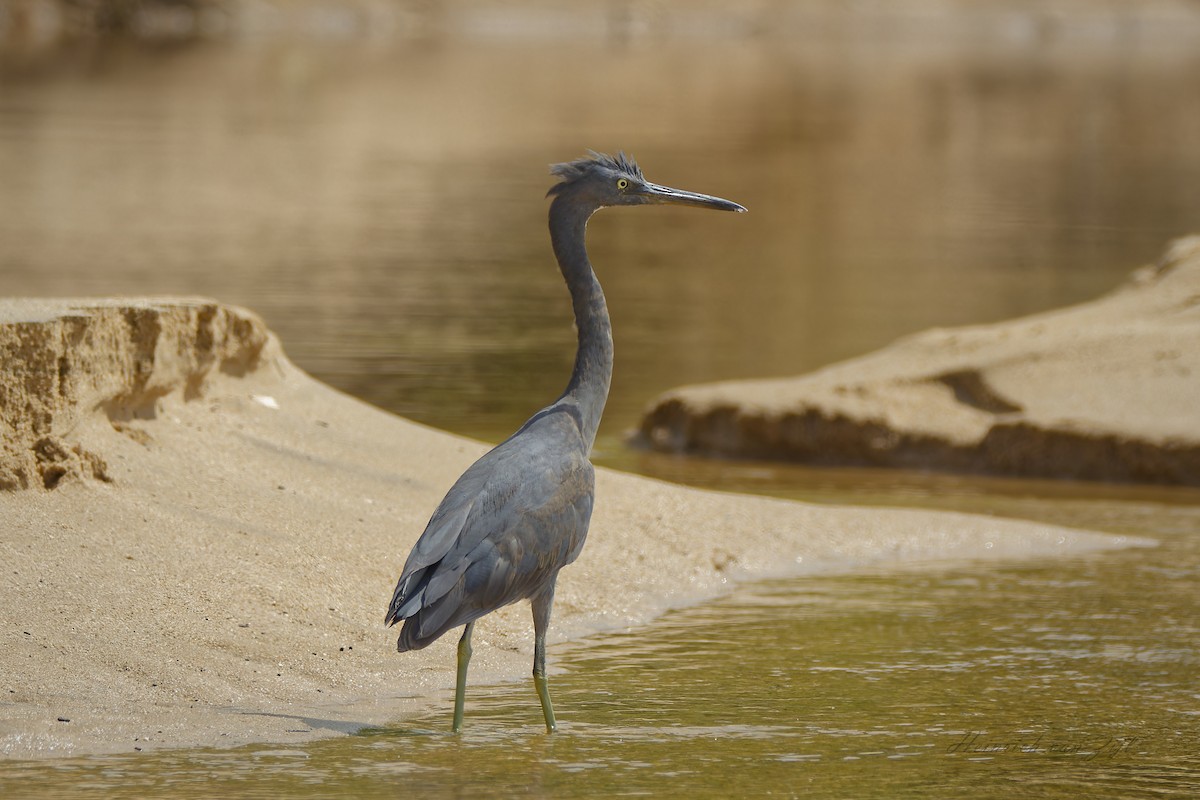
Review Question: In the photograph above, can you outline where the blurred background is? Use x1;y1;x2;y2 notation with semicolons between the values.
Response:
3;0;1200;465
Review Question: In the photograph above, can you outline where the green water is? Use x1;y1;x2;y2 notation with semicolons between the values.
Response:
4;474;1198;797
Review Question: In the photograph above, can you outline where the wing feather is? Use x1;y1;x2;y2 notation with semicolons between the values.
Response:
386;408;596;646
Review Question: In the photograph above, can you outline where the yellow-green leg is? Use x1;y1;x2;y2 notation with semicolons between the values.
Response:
452;622;474;733
532;580;558;733
533;635;556;733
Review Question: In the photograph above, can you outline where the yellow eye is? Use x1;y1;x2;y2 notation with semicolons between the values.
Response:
616;178;629;190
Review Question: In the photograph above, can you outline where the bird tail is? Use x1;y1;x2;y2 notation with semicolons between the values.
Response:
395;618;427;653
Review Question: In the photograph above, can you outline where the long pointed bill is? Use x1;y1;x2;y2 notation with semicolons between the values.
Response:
638;182;747;212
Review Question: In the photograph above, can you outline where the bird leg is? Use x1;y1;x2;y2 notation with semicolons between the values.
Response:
531;581;557;733
452;621;474;733
533;634;555;733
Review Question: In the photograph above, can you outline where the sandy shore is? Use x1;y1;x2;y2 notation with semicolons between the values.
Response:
638;237;1200;485
0;298;1138;759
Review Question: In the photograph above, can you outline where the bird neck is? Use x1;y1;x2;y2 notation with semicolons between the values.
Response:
549;195;613;451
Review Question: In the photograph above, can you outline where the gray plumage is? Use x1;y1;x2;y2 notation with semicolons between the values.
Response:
385;151;744;733
386;408;594;650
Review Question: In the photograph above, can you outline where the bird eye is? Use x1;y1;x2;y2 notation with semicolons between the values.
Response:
616;178;629;190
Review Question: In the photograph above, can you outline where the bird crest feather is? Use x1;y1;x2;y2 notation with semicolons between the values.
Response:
547;150;642;196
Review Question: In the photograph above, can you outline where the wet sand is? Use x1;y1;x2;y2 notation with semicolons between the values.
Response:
0;298;1137;758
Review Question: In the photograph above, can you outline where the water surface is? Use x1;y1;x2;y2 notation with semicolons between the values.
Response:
2;32;1199;446
2;18;1200;798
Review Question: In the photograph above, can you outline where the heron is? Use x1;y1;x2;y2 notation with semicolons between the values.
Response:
385;151;745;733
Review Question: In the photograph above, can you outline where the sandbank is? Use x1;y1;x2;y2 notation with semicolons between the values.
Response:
638;237;1200;485
0;298;1136;758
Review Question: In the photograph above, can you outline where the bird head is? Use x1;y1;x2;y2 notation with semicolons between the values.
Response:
548;151;746;213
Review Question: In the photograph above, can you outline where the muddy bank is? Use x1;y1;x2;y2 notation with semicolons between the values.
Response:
0;298;1136;758
637;237;1200;485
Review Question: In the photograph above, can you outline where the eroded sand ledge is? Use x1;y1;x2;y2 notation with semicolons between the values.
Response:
638;237;1200;485
0;298;1136;759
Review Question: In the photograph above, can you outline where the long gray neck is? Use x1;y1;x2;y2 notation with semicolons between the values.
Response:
549;194;613;451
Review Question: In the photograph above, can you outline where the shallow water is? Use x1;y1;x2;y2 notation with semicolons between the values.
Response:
3;476;1199;797
3;11;1200;797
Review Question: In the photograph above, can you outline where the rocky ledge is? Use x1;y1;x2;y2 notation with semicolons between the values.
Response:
636;237;1200;486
